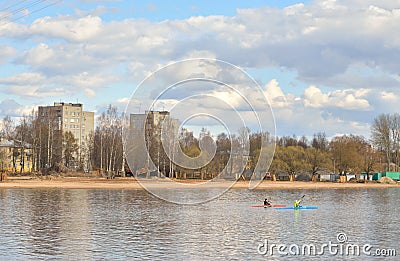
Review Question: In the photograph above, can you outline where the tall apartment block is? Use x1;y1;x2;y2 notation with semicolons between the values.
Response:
130;110;179;143
38;102;94;168
128;111;179;177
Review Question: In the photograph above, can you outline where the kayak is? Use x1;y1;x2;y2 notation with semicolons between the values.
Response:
250;204;287;208
275;206;318;210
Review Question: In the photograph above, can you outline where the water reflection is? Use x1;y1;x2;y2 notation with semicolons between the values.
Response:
0;188;398;260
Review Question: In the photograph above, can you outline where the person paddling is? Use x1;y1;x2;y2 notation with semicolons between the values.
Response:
264;198;272;207
294;195;305;208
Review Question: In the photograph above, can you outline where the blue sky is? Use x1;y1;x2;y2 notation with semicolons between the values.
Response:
0;0;400;139
20;1;312;21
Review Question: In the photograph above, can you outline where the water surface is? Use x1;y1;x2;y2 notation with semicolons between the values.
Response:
0;188;398;260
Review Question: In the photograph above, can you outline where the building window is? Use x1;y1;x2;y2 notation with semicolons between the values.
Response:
65;118;68;122
76;118;79;123
70;118;74;123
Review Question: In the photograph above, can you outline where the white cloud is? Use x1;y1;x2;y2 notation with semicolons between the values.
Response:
84;88;96;98
68;71;116;88
1;0;400;138
303;86;371;110
30;15;103;42
0;45;16;64
0;99;35;117
8;85;66;98
0;71;115;99
380;91;397;101
303;85;329;108
333;90;370;110
3;1;399;87
263;79;288;108
22;43;53;64
116;97;129;103
96;97;136;116
0;72;45;85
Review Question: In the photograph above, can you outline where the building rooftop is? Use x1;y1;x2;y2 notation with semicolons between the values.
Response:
0;138;31;148
53;102;83;107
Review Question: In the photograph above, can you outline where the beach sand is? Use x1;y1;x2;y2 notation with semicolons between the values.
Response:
0;177;398;189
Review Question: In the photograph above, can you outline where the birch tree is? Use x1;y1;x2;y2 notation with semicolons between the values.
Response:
371;114;392;171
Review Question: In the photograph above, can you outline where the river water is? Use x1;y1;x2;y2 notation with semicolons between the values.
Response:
0;188;398;260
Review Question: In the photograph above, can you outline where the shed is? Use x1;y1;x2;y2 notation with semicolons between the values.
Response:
383;172;400;181
372;173;382;181
360;172;376;181
277;173;290;181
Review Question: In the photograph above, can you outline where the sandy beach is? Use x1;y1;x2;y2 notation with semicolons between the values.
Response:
0;177;398;189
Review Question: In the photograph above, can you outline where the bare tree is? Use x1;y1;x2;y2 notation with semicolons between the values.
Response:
305;147;331;178
390;113;400;171
2;116;15;140
93;105;123;173
312;132;328;151
371;114;392;171
2;116;17;171
15;116;30;173
330;135;365;175
63;131;79;168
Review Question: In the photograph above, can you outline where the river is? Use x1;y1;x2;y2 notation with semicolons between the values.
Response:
0;188;398;260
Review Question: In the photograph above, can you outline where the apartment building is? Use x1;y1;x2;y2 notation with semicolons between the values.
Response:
38;102;94;169
128;111;179;177
130;110;179;143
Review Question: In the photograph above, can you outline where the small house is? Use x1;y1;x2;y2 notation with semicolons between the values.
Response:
0;138;33;172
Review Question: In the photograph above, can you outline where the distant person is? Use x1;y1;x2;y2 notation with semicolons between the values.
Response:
294;195;304;208
264;198;272;207
293;199;302;208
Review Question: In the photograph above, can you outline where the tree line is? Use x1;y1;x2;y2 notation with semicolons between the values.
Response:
1;109;399;178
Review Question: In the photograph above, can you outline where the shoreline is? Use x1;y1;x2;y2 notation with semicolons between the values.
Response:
0;177;398;189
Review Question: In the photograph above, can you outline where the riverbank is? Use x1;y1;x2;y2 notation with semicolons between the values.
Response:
0;177;398;189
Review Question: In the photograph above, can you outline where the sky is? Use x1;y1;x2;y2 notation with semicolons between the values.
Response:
0;0;400;139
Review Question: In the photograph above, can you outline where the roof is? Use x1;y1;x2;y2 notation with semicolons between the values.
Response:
0;139;32;148
0;140;14;147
